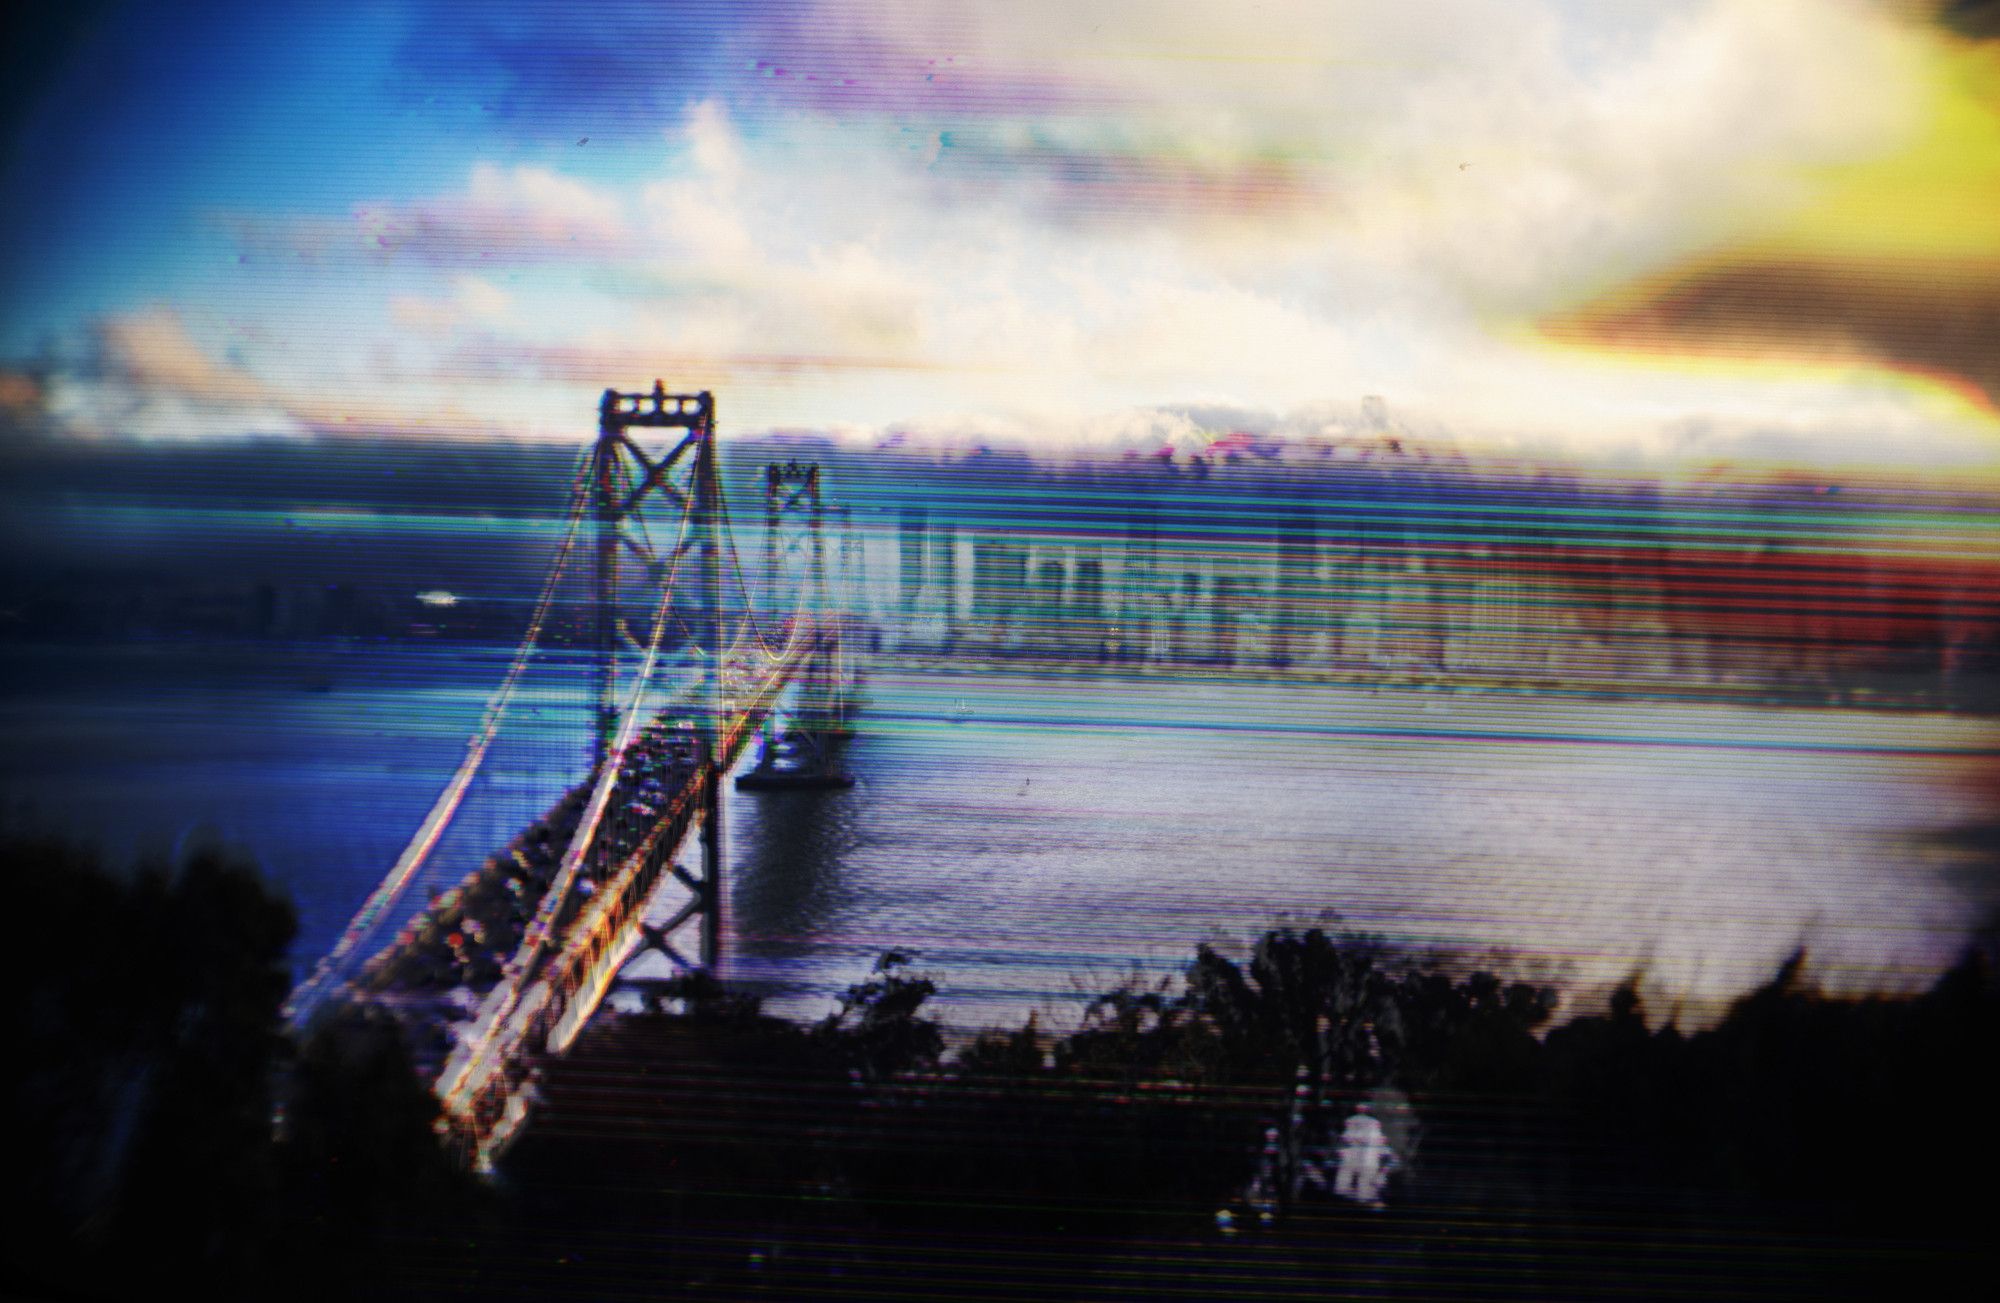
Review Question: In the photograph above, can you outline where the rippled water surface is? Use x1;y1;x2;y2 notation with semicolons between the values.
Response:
6;643;1996;1030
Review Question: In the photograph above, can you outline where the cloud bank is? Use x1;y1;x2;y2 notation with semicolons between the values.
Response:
13;0;1996;471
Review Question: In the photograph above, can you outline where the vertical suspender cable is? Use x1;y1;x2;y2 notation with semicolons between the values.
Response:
283;450;593;1029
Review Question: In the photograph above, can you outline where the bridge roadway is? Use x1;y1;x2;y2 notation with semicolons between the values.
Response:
378;612;839;1168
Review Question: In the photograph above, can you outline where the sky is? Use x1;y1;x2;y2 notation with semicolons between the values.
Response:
1;0;1996;470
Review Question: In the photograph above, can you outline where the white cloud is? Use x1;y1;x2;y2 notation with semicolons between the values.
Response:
73;0;1986;464
390;276;515;333
572;2;1942;441
337;163;632;265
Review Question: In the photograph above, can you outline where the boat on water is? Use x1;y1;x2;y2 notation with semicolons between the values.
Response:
735;766;855;791
735;729;853;791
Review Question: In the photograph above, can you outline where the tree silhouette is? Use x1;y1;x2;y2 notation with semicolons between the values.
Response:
815;949;943;1082
5;836;295;1297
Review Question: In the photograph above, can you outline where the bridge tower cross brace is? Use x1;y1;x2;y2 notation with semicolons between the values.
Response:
592;382;726;967
741;460;854;786
763;460;828;732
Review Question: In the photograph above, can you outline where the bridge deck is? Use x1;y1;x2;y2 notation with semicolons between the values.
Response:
339;617;846;1167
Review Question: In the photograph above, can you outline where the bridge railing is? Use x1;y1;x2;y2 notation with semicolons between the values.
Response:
434;616;830;1166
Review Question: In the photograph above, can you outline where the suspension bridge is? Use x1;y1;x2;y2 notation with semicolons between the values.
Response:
281;385;860;1170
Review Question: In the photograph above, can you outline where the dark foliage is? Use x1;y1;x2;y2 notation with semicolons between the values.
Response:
812;948;946;1082
6;836;296;1297
477;928;1998;1300
6;835;1994;1301
274;1002;497;1300
1;837;486;1302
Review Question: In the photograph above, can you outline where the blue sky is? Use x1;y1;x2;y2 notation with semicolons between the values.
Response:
2;0;1996;467
7;4;404;334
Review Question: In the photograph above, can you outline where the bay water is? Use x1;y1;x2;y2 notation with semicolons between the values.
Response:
5;639;1995;1034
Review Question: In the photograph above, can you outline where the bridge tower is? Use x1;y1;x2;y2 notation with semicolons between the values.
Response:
591;382;726;964
325;384;869;1171
739;460;854;789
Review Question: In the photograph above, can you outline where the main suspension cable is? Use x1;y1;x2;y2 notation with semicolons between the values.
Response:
284;446;594;1029
437;471;701;1111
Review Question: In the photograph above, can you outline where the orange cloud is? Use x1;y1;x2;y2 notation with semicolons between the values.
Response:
84;307;497;440
100;309;278;407
0;369;45;416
